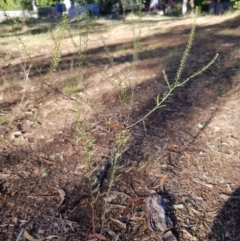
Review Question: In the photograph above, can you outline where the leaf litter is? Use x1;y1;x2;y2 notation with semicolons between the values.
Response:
1;14;240;241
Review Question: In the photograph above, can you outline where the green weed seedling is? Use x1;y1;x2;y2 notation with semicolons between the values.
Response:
192;225;198;237
0;115;10;125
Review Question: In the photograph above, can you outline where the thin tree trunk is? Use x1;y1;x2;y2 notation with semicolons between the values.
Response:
182;0;188;15
189;0;194;16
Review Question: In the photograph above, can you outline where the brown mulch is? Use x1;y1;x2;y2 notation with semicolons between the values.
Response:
1;14;240;241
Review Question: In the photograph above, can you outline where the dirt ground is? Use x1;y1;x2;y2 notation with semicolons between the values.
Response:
1;13;240;241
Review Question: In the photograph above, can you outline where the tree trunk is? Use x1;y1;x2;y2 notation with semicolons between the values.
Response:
189;0;194;16
182;0;188;15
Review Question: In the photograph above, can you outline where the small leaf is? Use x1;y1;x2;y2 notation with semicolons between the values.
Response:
197;123;204;129
110;218;127;229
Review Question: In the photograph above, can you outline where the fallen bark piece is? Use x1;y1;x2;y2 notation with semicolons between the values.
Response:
146;195;173;232
162;230;177;241
92;160;111;191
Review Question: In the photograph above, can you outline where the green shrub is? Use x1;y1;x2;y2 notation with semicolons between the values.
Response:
1;0;59;10
233;0;240;11
169;4;182;16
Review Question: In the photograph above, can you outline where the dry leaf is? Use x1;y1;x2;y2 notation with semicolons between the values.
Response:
107;124;126;130
192;178;213;188
75;164;86;170
189;207;201;215
125;197;145;215
104;195;117;202
173;204;184;209
110;218;127;229
24;230;42;241
0;173;10;179
46;236;62;240
57;189;66;208
117;166;134;173
129;216;145;221
104;227;117;237
181;229;193;238
160;174;168;191
104;204;126;214
109;191;131;200
109;204;126;210
88;233;107;240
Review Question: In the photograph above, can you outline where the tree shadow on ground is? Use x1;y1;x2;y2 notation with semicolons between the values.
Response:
1;14;240;159
2;14;240;80
0;17;107;37
1;14;239;167
160;190;179;240
208;187;240;241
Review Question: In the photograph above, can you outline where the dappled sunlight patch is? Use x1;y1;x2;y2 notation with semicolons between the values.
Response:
216;28;240;36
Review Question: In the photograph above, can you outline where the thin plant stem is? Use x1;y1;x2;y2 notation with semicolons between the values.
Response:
127;53;219;129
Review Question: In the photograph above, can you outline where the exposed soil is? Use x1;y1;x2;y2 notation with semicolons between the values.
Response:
1;13;240;241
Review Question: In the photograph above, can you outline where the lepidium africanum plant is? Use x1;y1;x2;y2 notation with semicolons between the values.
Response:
127;10;218;128
1;3;218;237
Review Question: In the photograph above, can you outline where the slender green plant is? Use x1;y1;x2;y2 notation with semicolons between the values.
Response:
127;11;219;129
100;130;130;233
1;4;220;237
99;14;142;106
66;4;98;111
2;12;81;102
48;15;68;77
76;122;99;234
192;225;198;237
